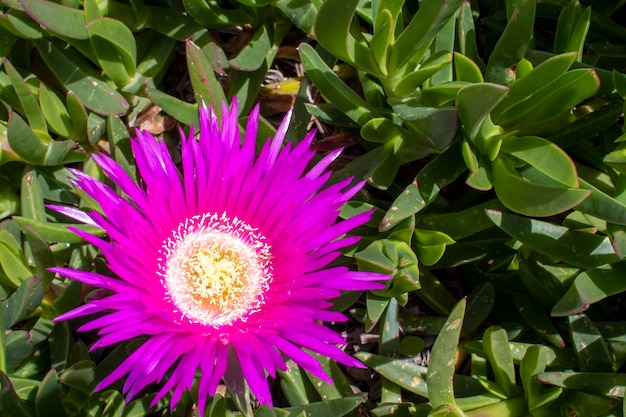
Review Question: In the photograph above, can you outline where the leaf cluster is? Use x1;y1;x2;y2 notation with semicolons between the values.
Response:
2;0;626;416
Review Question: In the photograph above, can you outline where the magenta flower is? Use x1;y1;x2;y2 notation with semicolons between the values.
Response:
51;100;387;413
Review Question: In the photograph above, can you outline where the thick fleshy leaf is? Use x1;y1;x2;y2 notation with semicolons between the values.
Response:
496;69;600;130
299;43;380;126
538;372;626;398
283;395;365;417
39;83;71;137
370;8;393;74
181;0;253;27
454;52;484;83
229;22;273;72
485;0;536;84
18;0;87;39
555;1;590;59
35;40;129;115
186;40;227;115
388;0;463;74
0;12;43;39
575;178;626;225
2;58;47;133
551;261;626;316
482;326;519;398
12;216;106;243
6;112;49;165
491;52;577;120
486;210;619;269
393;52;452;97
500;135;578;188
313;0;381;76
427;298;466;410
492;157;589;217
275;0;321;36
381;141;465;230
568;314;614;372
85;17;137;86
456;83;508;140
1;276;43;328
515;297;565;348
145;86;198;127
357;352;428;397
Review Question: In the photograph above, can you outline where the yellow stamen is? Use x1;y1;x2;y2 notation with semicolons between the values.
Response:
159;213;272;327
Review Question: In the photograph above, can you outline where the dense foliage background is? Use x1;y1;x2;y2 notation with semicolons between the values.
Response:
2;0;626;415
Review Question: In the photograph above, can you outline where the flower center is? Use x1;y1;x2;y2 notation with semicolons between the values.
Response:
159;213;272;327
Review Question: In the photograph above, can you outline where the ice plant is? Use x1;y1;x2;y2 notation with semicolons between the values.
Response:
51;100;387;413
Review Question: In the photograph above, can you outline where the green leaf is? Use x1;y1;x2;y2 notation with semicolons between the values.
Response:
186;40;227;116
486;210;619;269
415;269;458;316
388;0;463;74
555;1;590;60
313;0;381;76
0;12;44;39
360;118;404;144
485;0;536;84
20;169;46;223
520;346;555;410
427;298;466;410
500;135;578;188
0;182;19;220
456;83;508;140
405;107;458;151
419;200;505;241
24;227;55;287
538;372;626;398
275;0;321;36
365;293;389;332
0;241;32;288
35;40;129;116
0;371;35;417
17;0;87;39
66;91;88;143
370;8;393;75
142;6;204;41
2;58;47;133
482;326;519;398
393;52;452;97
491;52;577;120
355;239;420;297
229;21;273;72
299;43;380;126
356;352;428;398
551;261;626;316
496;69;600;130
462;283;494;335
182;0;253;28
454;52;484;83
1;276;43;328
575;178;626;226
380;141;465;231
12;216;105;243
492;157;590;217
7;112;48;166
283;395;365;417
39;83;71;137
568;314;614;372
85;17;137;86
35;370;65;417
552;101;623;149
145;86;198;127
515;297;565;348
279;360;320;406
